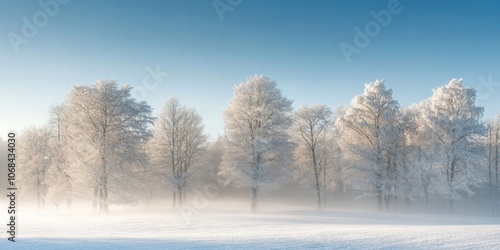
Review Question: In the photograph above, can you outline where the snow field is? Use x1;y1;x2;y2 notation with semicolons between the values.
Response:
3;209;500;250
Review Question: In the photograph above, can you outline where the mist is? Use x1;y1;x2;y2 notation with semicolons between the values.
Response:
3;0;500;249
2;186;500;249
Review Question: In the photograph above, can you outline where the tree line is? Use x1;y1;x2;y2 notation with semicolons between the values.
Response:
17;76;500;215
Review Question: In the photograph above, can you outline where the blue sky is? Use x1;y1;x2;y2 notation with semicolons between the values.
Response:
1;0;499;138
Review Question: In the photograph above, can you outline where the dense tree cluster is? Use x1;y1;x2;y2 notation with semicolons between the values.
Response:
17;76;500;215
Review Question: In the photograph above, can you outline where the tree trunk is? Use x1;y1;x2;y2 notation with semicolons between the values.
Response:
377;190;382;212
37;170;42;210
448;181;454;215
98;188;103;214
37;187;41;210
251;185;258;213
323;162;327;210
424;187;430;214
311;147;322;211
173;189;176;209
489;150;496;216
183;188;187;207
98;181;109;214
316;188;322;211
376;158;383;212
103;183;109;213
67;180;73;210
178;187;183;208
375;173;384;212
315;178;322;211
384;194;390;212
98;184;109;214
448;158;456;215
99;153;109;214
41;167;46;209
488;129;496;216
93;187;98;212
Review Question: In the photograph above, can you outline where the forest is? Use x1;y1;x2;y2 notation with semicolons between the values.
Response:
14;75;500;216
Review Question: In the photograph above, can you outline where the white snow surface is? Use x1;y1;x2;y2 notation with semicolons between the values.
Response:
3;208;500;249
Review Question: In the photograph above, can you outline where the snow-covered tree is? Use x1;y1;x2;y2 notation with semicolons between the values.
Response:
18;125;54;209
205;136;224;181
422;79;485;214
149;97;208;208
64;80;154;213
292;105;333;210
336;80;400;211
385;106;419;210
47;104;73;209
219;75;294;212
404;104;440;213
18;105;74;213
328;107;348;201
485;115;500;216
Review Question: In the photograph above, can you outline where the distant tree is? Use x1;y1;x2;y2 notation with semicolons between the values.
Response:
219;75;294;212
46;165;71;215
336;80;400;211
485;115;500;216
47;104;73;209
206;136;225;181
64;80;154;213
328;107;348;204
149;98;208;208
18;125;54;209
292;105;333;210
422;79;485;214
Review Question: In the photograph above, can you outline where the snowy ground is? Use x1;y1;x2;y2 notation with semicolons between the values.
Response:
3;206;500;250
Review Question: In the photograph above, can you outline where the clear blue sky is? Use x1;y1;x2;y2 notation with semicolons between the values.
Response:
1;0;499;139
